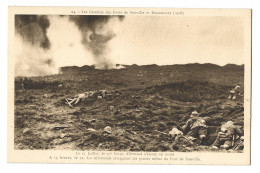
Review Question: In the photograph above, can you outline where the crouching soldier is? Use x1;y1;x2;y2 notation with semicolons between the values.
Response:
228;84;241;100
212;121;243;150
182;111;208;145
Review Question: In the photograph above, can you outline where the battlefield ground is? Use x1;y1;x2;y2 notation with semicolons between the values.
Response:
14;63;244;152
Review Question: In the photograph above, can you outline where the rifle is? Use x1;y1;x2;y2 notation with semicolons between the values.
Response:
155;130;168;136
233;139;244;150
231;135;236;147
154;130;189;141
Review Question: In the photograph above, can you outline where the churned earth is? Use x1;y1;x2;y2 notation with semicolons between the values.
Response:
14;63;244;152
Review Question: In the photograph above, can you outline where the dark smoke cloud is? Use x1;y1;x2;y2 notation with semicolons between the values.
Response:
70;15;124;32
14;15;56;76
15;15;51;49
69;15;125;68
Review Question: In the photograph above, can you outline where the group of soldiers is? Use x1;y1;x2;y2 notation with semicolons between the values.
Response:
65;84;244;150
169;110;243;150
167;84;244;150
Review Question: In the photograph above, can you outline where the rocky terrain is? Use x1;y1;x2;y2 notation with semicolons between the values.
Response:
14;63;244;152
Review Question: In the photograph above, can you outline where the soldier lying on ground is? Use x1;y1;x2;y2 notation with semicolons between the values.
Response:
65;91;97;107
212;121;243;150
65;90;110;107
181;111;208;145
66;93;88;107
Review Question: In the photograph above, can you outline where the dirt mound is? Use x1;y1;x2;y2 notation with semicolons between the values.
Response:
144;80;232;102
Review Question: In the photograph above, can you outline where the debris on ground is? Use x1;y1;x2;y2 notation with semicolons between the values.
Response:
14;64;244;152
104;126;112;134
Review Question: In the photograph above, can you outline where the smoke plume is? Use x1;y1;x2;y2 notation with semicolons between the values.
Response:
15;15;51;50
14;15;57;76
13;34;57;76
69;15;125;69
14;15;125;76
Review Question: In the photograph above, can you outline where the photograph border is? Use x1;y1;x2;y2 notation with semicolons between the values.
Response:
7;6;252;165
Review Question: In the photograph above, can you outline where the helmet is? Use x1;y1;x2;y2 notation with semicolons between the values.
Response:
104;126;112;134
191;111;199;116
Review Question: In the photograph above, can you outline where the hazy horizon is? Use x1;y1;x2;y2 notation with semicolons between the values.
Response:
14;15;246;76
60;62;245;68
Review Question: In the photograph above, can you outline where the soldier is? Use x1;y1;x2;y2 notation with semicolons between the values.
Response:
66;92;88;107
21;77;29;90
19;78;25;91
169;127;183;142
65;90;99;107
182;111;207;145
212;121;243;150
228;84;241;100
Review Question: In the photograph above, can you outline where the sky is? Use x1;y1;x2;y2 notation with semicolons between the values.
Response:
109;16;245;66
14;15;246;76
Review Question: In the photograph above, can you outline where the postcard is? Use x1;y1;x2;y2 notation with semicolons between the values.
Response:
8;7;251;165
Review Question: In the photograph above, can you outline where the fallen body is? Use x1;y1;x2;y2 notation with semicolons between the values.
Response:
65;90;106;107
65;93;88;107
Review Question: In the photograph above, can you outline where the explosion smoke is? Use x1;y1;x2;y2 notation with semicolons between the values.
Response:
14;15;125;76
13;35;57;76
15;15;51;50
14;15;57;76
69;15;125;69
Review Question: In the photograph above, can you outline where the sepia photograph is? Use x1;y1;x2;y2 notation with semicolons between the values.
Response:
7;7;251;164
